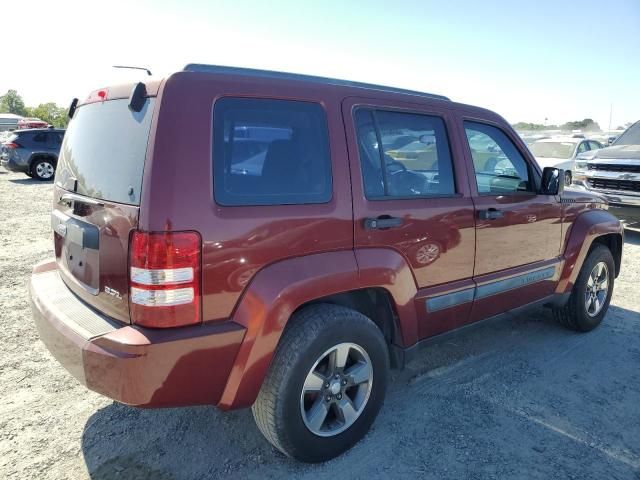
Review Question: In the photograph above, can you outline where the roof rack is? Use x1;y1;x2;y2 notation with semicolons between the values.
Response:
183;64;450;102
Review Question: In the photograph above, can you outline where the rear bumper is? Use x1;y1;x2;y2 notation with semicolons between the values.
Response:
0;156;28;172
30;261;246;408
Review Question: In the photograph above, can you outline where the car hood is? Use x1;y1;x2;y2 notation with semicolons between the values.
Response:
534;156;571;168
586;144;640;161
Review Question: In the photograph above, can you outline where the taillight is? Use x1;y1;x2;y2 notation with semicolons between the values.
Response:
129;231;202;328
3;142;20;149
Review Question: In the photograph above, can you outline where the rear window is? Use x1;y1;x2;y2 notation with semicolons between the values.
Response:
55;98;155;205
213;98;332;206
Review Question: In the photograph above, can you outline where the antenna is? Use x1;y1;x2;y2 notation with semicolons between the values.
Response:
113;65;152;76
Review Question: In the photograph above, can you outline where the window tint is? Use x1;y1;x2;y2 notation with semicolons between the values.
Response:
33;133;47;143
588;141;602;150
213;98;332;206
355;109;455;198
464;122;532;194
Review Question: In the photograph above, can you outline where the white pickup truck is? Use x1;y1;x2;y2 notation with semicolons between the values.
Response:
573;120;640;227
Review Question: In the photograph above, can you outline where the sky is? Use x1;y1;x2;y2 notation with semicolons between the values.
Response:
2;0;639;130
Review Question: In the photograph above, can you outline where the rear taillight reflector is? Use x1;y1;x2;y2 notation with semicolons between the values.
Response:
129;231;201;328
130;286;195;307
130;266;194;285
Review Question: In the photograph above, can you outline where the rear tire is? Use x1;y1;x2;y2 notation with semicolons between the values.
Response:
252;304;389;463
553;244;614;332
32;158;55;181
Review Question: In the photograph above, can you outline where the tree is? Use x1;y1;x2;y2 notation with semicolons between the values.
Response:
0;90;27;116
512;122;558;131
560;118;601;132
25;103;69;128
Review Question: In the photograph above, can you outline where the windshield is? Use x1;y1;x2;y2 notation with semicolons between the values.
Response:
55;98;155;205
529;141;576;159
613;121;640;146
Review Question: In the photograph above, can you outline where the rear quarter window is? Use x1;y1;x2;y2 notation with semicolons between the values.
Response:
213;98;332;206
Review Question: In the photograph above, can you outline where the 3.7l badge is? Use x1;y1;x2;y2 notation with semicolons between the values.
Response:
104;286;122;300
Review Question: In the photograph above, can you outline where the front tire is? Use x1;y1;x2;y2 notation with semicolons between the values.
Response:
252;304;389;463
553;244;614;331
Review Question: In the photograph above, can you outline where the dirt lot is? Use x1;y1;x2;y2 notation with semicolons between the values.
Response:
1;167;639;480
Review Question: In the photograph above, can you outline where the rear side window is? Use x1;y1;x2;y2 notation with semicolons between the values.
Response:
355;108;455;198
213;98;332;206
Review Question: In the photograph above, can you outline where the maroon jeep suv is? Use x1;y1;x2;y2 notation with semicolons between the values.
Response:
30;65;623;462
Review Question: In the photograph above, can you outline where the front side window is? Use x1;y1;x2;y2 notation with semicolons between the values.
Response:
355;109;455;198
213;98;332;206
465;122;532;195
577;141;589;154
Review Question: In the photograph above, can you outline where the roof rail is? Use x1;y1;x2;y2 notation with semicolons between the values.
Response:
182;64;451;102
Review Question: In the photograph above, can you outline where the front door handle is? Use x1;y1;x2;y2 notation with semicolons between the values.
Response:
364;216;404;230
478;208;504;220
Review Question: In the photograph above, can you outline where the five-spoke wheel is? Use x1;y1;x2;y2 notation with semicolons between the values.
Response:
300;342;373;437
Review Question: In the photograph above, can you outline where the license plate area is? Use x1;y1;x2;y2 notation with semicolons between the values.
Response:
52;210;101;295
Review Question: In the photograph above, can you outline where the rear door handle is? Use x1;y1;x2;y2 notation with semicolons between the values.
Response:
364;216;404;230
478;208;504;220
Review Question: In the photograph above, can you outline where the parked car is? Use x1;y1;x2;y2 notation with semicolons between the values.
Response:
573;120;640;227
30;65;623;463
528;136;603;185
0;113;22;132
0;128;64;180
17;117;49;129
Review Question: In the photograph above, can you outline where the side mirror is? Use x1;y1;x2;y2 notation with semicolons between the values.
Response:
541;167;564;195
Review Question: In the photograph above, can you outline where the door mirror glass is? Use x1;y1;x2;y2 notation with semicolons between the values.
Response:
540;167;564;195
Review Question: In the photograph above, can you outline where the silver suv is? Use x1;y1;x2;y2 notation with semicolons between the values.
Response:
573;120;640;227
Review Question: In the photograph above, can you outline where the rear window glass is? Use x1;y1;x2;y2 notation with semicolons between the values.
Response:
213;98;332;206
55;98;155;205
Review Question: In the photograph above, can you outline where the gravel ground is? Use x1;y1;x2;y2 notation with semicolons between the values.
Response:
1;167;639;480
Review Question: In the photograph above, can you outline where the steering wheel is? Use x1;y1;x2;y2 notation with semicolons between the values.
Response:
384;155;407;175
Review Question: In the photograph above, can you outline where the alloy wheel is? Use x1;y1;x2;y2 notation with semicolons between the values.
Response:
36;162;55;179
585;261;609;317
300;342;373;437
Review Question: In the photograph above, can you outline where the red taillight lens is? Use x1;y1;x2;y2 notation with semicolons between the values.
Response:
3;142;20;149
129;231;202;328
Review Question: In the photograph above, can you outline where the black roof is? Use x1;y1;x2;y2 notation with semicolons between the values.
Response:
183;64;450;102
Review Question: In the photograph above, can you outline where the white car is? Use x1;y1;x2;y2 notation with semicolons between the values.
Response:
529;137;604;184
